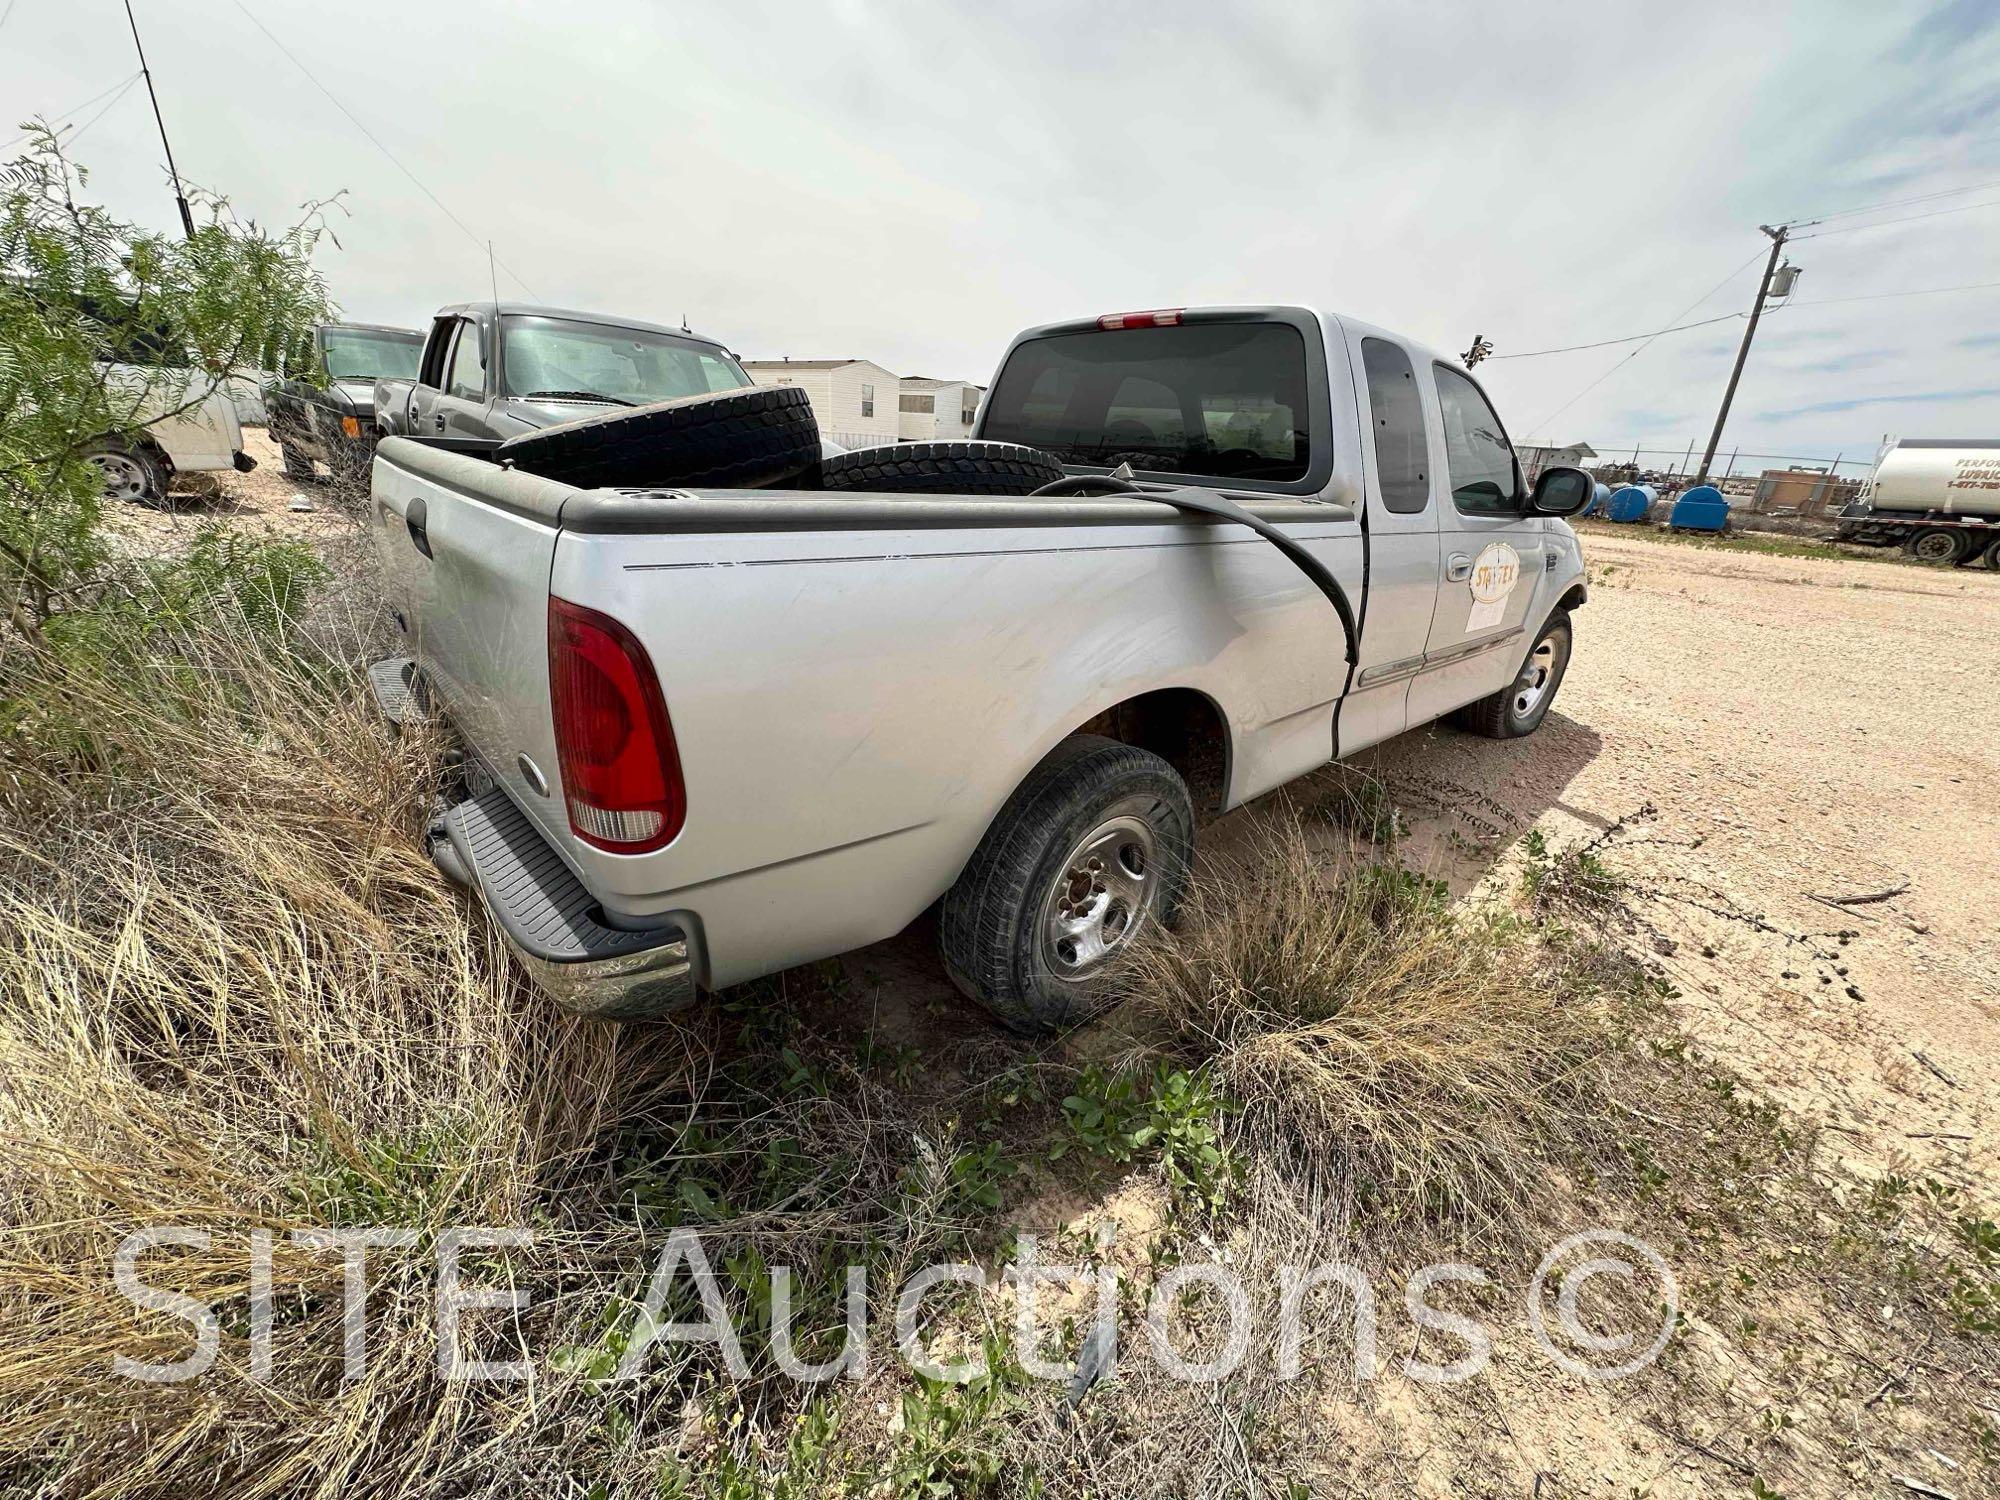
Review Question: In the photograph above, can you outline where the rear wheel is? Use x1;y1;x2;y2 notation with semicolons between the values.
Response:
939;735;1193;1034
84;440;169;507
1451;612;1572;739
1904;527;1969;563
1980;535;2000;571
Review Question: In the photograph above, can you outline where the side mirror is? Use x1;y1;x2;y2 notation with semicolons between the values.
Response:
1530;464;1594;517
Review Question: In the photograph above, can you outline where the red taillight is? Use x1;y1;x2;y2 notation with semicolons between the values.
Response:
548;597;685;852
1096;309;1184;330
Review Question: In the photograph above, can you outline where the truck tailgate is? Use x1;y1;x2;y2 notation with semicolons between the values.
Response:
372;439;579;853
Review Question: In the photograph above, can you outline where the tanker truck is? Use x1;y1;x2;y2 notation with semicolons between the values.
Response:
1834;439;2000;566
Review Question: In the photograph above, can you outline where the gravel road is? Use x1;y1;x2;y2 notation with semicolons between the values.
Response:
1361;528;2000;1193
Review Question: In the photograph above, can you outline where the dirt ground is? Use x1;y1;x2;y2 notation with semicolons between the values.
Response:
1481;531;1999;1197
110;427;361;552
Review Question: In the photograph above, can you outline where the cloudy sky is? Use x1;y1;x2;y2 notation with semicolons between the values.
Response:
5;0;1996;475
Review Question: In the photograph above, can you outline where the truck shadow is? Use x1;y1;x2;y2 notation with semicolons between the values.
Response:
752;710;1606;1056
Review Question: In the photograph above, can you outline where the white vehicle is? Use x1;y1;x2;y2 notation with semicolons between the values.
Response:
1835;438;2000;567
370;305;1594;1031
83;364;257;506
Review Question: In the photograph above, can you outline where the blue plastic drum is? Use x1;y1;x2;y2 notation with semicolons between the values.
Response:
1668;484;1730;532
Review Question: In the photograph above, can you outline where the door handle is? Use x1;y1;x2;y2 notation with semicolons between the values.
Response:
433;413;447;432
1446;553;1472;581
406;495;433;558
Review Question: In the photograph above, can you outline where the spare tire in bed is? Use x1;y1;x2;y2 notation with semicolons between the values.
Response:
816;440;1065;496
495;385;820;490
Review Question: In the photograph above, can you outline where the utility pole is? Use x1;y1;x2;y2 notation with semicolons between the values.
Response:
1694;224;1788;484
123;0;195;238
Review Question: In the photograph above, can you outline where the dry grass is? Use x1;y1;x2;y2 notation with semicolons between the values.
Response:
0;586;1031;1498
0;599;679;1497
1124;818;1627;1243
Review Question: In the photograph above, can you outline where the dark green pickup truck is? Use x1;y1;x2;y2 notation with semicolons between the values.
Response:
263;322;423;484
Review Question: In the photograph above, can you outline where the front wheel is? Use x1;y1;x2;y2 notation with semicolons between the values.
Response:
1452;612;1573;739
84;440;169;507
940;735;1194;1034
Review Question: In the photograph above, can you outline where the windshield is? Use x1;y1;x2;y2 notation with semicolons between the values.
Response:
500;316;749;404
322;328;422;381
981;321;1312;483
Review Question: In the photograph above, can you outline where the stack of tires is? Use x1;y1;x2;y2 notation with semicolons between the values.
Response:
495;386;1065;496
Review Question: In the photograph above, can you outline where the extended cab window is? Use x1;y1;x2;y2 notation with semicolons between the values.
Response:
1432;364;1519;514
501;317;749;405
447;321;486;401
981;321;1311;484
1360;338;1429;513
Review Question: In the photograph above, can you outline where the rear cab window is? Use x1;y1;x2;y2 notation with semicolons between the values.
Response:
981;321;1314;486
1360;338;1430;513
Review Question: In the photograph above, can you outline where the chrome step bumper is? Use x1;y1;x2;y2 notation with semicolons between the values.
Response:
434;787;697;1019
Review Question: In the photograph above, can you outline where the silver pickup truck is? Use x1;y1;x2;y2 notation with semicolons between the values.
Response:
371;305;1592;1032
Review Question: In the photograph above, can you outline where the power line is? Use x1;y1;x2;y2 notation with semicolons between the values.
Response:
1;71;144;154
1786;278;2000;307
60;72;142;149
228;0;541;300
1791;197;2000;239
1491;311;1744;360
1499;276;2000;362
1782;176;2000;227
1525;248;1767;435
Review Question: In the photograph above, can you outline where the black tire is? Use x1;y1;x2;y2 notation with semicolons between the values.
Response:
1451;612;1573;739
84;439;169;507
495;385;820;490
1904;527;1969;564
1981;535;2000;571
280;442;316;482
818;440;1065;496
940;735;1194;1034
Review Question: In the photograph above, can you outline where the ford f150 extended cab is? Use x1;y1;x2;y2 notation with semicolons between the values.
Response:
371;305;1593;1032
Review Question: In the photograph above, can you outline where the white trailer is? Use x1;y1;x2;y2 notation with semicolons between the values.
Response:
1835;439;2000;566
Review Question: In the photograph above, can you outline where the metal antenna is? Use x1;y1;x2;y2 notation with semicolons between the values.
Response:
488;239;500;308
122;0;195;238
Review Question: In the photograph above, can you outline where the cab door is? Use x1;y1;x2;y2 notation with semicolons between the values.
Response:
1333;326;1441;755
406;315;459;437
1405;362;1546;727
435;313;497;437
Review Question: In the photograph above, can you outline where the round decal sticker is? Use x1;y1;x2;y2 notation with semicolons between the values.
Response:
1469;542;1521;603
